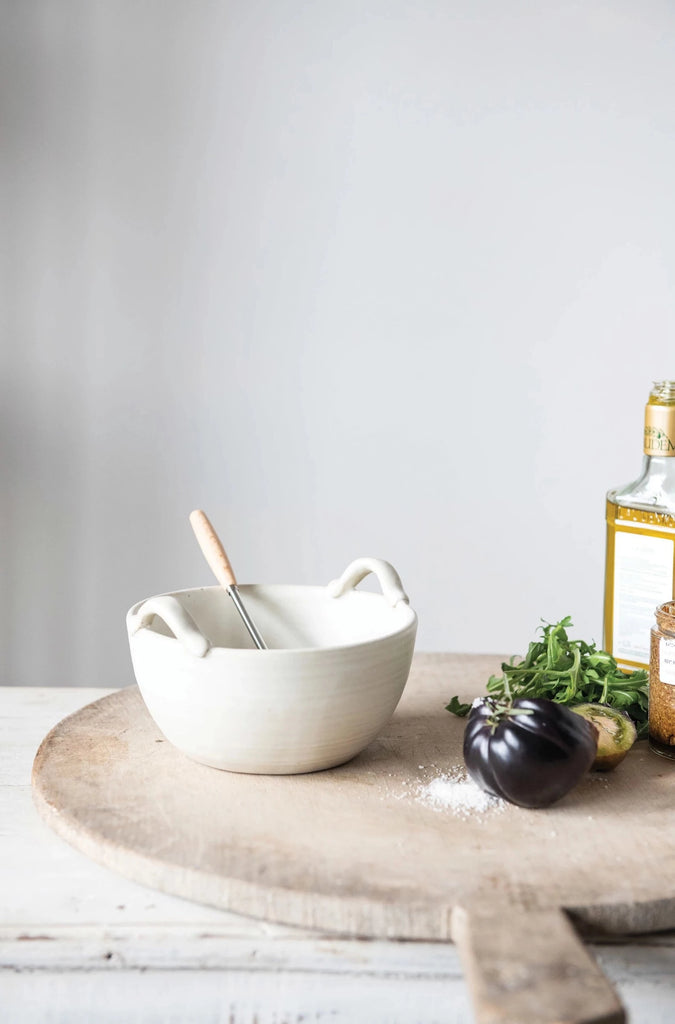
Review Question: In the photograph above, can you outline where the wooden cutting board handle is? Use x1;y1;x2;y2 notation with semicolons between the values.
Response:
451;902;625;1024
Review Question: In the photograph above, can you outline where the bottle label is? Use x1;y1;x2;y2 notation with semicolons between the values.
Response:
660;637;675;685
613;530;674;663
644;405;675;456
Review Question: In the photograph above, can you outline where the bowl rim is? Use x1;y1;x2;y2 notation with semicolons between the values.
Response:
127;583;418;656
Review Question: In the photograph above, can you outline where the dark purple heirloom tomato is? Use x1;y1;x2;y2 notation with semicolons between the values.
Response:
463;697;597;808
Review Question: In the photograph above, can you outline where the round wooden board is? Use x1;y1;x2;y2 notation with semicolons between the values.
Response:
32;653;675;941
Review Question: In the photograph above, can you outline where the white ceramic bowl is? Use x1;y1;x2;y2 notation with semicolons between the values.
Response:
126;558;417;774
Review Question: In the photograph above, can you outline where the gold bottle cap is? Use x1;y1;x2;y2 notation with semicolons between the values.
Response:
645;380;675;456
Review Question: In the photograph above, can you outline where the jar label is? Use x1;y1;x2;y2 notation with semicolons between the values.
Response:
660;638;675;686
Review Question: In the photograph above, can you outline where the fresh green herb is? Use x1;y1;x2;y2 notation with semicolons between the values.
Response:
445;616;650;739
445;695;473;718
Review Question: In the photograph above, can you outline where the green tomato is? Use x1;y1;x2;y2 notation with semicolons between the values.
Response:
571;703;637;771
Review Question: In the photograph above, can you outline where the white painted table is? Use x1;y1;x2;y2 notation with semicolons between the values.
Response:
2;684;675;1023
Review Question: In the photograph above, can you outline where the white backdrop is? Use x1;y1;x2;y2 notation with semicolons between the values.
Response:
3;0;675;687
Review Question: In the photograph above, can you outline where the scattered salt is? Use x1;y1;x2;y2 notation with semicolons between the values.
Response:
413;767;505;820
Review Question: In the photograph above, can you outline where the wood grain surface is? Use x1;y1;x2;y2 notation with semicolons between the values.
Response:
31;653;675;938
31;653;675;1023
3;685;673;1024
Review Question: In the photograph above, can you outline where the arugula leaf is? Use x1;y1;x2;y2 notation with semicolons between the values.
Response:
444;695;472;717
446;617;649;738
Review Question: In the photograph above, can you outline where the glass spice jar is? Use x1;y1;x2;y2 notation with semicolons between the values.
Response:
649;601;675;758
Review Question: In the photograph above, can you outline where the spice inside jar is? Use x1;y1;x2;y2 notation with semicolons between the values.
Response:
649;601;675;759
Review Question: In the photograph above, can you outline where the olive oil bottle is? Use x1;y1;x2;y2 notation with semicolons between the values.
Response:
604;381;675;669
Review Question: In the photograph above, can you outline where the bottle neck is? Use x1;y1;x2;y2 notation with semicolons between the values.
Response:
637;454;675;504
608;455;675;513
644;388;675;457
642;455;675;477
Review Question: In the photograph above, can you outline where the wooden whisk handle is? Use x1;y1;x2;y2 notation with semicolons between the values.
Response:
189;510;237;590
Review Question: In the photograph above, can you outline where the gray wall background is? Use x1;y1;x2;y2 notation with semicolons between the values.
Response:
3;0;675;687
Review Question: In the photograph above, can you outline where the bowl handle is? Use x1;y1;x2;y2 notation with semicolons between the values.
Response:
326;557;410;608
128;595;211;658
